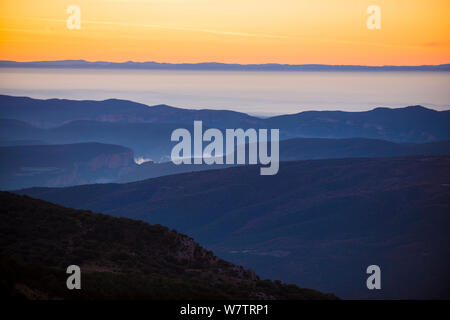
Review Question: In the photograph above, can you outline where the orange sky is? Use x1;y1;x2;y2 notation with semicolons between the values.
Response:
0;0;449;65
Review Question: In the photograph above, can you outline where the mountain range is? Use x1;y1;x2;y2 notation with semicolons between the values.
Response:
2;93;450;299
1;135;449;189
1;95;449;144
1;60;450;71
1;95;449;161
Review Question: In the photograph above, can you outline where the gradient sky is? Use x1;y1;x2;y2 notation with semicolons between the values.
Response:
0;0;449;65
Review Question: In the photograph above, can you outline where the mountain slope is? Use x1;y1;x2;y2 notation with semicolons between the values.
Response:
0;191;335;300
0;143;136;189
18;156;450;299
278;137;450;160
117;138;450;183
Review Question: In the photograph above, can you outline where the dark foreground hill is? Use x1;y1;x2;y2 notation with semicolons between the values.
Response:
19;157;450;299
0;192;335;300
0;143;136;190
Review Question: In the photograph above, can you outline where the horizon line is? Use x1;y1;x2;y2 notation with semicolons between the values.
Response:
0;59;450;68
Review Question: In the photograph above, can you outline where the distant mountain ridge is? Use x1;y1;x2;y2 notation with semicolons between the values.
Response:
1;95;449;145
0;95;258;128
1;60;450;71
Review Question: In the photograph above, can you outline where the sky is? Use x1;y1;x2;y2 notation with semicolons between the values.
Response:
0;0;449;65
